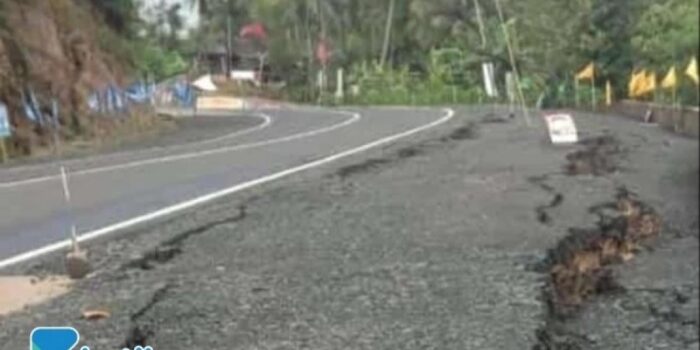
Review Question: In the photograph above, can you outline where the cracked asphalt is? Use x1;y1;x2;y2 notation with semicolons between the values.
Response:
0;106;697;349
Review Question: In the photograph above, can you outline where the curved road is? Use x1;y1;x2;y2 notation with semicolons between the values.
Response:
0;107;453;268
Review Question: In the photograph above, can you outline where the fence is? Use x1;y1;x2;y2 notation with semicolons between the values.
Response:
608;100;699;137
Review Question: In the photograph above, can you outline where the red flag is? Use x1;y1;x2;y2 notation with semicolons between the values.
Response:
316;39;331;66
240;22;267;41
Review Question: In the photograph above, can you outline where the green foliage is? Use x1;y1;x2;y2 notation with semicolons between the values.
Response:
134;43;187;80
91;0;139;35
343;49;484;106
632;0;699;66
190;0;698;107
96;23;187;80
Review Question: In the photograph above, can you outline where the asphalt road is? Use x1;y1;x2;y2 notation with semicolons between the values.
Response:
0;107;452;266
0;105;697;349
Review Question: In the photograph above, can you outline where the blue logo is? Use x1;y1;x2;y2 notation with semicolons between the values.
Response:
30;327;83;350
30;327;153;350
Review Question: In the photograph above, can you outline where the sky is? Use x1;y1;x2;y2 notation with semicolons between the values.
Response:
139;0;200;32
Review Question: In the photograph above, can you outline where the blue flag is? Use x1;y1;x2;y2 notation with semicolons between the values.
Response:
103;87;114;113
51;98;59;128
172;81;194;107
28;89;44;125
87;91;100;112
21;90;42;125
111;85;125;112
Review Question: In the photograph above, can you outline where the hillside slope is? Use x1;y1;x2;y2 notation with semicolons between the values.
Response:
0;0;131;156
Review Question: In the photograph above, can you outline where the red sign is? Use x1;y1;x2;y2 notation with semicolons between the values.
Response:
316;39;331;66
240;22;267;41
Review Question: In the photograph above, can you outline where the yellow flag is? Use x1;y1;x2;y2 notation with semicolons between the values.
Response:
648;72;657;92
629;70;646;98
638;71;657;96
661;66;677;89
686;57;698;85
605;80;612;106
576;62;595;81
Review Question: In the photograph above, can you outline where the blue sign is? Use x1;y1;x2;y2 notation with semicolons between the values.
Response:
0;103;11;138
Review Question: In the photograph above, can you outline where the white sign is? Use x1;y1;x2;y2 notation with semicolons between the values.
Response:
230;70;257;81
196;96;245;110
482;62;498;98
0;103;10;138
544;113;578;144
192;75;218;92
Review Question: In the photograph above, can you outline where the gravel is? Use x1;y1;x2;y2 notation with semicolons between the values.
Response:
0;106;696;349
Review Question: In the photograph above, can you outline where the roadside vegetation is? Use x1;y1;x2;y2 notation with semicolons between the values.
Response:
188;0;698;106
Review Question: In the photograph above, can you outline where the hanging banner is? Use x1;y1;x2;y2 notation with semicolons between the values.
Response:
0;103;11;138
482;62;499;98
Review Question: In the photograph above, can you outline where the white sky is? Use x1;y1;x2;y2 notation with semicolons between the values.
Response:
138;0;200;31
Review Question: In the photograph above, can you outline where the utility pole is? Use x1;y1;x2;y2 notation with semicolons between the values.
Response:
380;0;396;68
472;0;487;49
494;0;531;127
226;14;233;80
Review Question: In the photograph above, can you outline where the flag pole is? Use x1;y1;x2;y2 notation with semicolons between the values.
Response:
591;74;596;111
672;85;679;132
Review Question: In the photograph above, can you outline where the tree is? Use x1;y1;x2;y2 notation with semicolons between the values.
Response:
632;0;699;66
166;4;184;49
91;0;138;35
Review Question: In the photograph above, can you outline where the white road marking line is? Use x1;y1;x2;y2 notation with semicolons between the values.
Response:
0;109;359;189
0;108;454;270
0;112;274;177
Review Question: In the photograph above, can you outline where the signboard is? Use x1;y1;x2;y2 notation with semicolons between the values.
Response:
544;113;578;144
196;96;245;110
482;62;498;98
229;70;258;82
0;103;11;138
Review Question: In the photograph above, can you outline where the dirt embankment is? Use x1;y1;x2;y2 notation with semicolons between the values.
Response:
0;0;142;157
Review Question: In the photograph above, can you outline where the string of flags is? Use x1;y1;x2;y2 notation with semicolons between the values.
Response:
9;78;195;136
574;57;698;106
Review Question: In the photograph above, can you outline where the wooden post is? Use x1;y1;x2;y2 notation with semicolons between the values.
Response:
0;138;7;164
